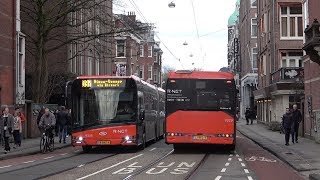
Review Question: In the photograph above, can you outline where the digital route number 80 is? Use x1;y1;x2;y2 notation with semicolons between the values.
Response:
82;80;92;88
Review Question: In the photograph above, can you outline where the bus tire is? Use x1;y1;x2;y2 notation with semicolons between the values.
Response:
173;144;182;151
82;146;92;153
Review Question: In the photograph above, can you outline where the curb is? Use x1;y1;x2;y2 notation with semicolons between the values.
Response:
237;127;304;172
310;174;320;180
0;143;71;161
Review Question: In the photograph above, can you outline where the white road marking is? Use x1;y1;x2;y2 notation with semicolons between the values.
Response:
76;154;143;180
23;160;35;164
0;165;12;169
44;156;54;160
244;169;249;174
238;158;243;162
229;154;233;157
78;164;85;167
248;176;253;180
221;168;227;173
236;154;240;157
149;148;157;152
74;150;80;153
215;176;222;180
225;162;230;167
241;163;246;167
60;153;68;156
228;158;232;161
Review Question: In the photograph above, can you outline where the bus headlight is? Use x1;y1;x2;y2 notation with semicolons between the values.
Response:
125;136;130;141
78;136;84;141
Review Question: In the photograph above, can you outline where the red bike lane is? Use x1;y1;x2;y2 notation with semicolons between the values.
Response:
237;133;305;180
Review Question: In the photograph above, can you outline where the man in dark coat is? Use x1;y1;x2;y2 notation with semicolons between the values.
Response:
291;104;302;143
245;108;251;125
56;106;70;143
282;108;293;146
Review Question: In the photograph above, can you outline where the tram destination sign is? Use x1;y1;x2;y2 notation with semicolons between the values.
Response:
81;79;126;88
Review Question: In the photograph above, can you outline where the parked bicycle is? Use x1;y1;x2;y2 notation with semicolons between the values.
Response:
40;125;54;153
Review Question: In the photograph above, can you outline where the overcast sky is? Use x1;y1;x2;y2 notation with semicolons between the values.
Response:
114;0;237;71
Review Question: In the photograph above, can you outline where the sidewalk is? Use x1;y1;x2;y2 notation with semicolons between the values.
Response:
0;136;71;160
237;120;320;180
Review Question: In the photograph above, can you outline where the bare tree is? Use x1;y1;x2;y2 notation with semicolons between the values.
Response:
21;0;148;103
161;65;176;88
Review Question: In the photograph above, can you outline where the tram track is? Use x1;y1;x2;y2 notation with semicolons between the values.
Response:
122;149;175;180
183;154;209;180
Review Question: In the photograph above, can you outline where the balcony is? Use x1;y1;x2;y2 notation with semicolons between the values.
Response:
271;67;304;84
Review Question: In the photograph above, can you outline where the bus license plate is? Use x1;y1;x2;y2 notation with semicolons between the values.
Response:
193;135;208;140
96;140;111;145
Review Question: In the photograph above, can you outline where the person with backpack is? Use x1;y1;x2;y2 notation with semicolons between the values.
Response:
56;106;70;144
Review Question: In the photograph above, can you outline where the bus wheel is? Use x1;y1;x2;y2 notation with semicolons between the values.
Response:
173;144;182;151
82;146;92;153
139;132;146;150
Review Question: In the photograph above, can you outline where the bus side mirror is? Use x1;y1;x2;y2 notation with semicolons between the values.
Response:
139;109;145;120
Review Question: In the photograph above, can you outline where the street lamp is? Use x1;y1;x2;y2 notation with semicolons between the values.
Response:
168;1;176;8
303;19;320;65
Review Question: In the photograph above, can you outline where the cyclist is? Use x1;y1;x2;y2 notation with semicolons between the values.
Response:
39;108;56;144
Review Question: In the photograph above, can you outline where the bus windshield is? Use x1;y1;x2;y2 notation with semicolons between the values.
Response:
72;79;137;129
166;79;235;115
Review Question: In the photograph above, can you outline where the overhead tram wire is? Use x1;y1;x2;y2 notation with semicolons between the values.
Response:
190;0;205;69
127;0;185;69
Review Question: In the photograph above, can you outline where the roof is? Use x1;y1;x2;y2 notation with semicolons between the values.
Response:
168;71;234;80
228;10;239;26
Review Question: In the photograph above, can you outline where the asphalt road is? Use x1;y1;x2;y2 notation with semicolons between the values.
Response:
0;132;305;180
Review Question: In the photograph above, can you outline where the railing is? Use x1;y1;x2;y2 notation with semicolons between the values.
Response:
271;67;304;84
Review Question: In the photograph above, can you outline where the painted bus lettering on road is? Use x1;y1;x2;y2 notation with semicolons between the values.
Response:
112;162;142;175
145;162;196;175
245;156;277;163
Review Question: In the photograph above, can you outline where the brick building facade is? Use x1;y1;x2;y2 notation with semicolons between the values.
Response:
114;13;163;86
239;0;258;118
0;0;15;108
302;0;320;142
254;0;304;125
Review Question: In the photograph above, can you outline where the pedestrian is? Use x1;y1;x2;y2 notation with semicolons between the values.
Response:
12;111;22;148
54;109;60;137
245;108;251;125
282;108;294;146
56;106;69;144
291;104;302;143
0;107;14;153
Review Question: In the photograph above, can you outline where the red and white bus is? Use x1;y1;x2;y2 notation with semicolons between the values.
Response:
165;70;237;150
67;75;165;152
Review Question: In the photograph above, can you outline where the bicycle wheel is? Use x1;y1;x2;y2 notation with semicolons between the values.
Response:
40;136;46;153
48;136;54;152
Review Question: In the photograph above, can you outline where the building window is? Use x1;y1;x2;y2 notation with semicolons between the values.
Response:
73;44;77;74
252;48;258;69
154;52;158;63
148;65;152;79
87;20;92;34
251;18;257;38
281;52;303;68
148;45;152;57
96;57;99;75
251;0;257;8
140;45;144;57
116;40;125;57
139;66;144;79
280;6;303;39
88;50;93;75
79;55;83;75
154;69;158;83
18;36;25;85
